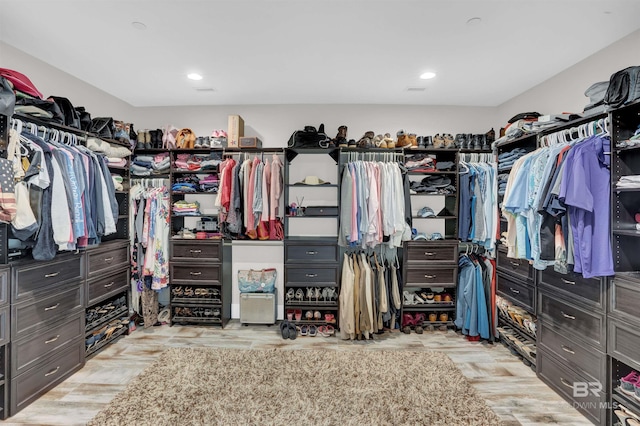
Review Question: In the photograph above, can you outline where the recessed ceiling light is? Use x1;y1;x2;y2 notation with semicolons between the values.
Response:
603;10;612;14
131;21;147;30
466;17;482;25
419;72;436;80
407;87;427;92
195;88;215;92
187;73;203;81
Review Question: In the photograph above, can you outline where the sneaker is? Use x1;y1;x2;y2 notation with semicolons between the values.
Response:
201;136;211;149
621;371;640;395
455;134;466;148
194;137;203;148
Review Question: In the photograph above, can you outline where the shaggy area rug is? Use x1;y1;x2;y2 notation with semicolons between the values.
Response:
88;348;502;426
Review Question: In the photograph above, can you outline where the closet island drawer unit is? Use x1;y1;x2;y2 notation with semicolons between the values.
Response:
11;253;83;303
497;273;535;314
9;253;86;417
537;348;606;426
609;275;640;324
404;241;458;265
285;241;339;263
10;341;84;415
497;248;534;283
538;289;606;351
87;267;130;306
86;240;129;278
171;240;221;261
538;270;605;311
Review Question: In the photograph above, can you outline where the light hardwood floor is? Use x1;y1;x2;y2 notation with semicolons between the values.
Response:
1;322;592;425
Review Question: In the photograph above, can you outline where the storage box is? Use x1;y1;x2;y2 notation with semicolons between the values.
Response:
227;115;244;148
239;136;262;149
240;289;277;325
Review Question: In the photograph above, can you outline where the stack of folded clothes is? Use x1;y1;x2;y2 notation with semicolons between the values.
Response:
497;173;509;195
174;153;222;172
172;200;201;216
617;124;640;148
497;148;527;171
198;174;219;192
131;152;170;176
409;175;455;194
616;175;640;189
107;157;127;168
405;154;436;172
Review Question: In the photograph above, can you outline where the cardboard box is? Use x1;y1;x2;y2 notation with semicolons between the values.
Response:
227;115;244;148
239;136;262;149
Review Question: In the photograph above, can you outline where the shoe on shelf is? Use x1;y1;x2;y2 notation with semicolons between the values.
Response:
444;134;455;148
408;133;418;149
433;134;445;148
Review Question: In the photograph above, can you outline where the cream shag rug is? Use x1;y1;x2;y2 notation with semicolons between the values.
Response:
88;348;502;426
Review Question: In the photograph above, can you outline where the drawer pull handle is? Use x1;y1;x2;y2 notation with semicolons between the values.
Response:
509;261;521;268
44;366;60;377
45;335;60;344
561;311;575;320
104;257;114;262
305;274;318;278
190;272;202;276
560;278;576;285
189;249;202;254
561;345;575;355
44;303;60;311
424;252;436;256
424;274;436;279
509;287;520;294
306;251;318;255
560;378;573;389
45;272;59;278
104;281;115;288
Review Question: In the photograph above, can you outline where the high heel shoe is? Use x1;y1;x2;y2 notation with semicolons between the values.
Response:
295;289;304;302
286;288;295;303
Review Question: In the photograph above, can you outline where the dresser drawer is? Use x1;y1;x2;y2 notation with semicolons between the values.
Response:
539;269;605;311
11;315;83;376
171;241;221;262
10;340;84;416
286;266;338;286
0;305;8;347
87;244;129;277
538;321;606;384
608;317;640;369
538;290;605;351
537;349;605;426
285;243;338;263
0;267;8;306
610;276;640;325
12;254;83;303
405;242;457;264
405;267;457;288
12;283;83;340
87;267;130;306
497;273;535;313
170;263;220;285
497;249;534;283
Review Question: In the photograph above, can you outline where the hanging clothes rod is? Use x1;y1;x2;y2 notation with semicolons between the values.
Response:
540;116;610;147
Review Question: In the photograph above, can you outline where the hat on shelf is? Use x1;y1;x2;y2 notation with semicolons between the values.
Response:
421;175;451;188
417;206;436;218
296;176;330;185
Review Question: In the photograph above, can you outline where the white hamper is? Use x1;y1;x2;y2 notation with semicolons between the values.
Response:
240;289;277;325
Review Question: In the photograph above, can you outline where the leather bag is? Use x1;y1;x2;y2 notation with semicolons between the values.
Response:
287;124;331;148
89;117;116;139
237;268;277;293
48;96;81;128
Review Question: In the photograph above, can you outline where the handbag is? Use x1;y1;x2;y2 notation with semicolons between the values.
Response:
89;117;116;139
0;76;16;117
237;268;277;293
0;156;16;224
48;96;81;128
287;124;332;148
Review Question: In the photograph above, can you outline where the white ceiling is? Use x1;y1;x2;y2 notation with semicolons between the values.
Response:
1;0;640;108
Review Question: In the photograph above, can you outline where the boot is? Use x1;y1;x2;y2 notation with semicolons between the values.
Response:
335;125;348;147
408;133;418;149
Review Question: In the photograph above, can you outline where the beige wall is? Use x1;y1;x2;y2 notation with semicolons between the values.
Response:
497;28;640;125
0;41;134;119
129;104;496;148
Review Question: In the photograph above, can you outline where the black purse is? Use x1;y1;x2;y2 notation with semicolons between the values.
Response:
75;107;92;131
89;117;116;139
48;96;81;129
287;124;332;148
